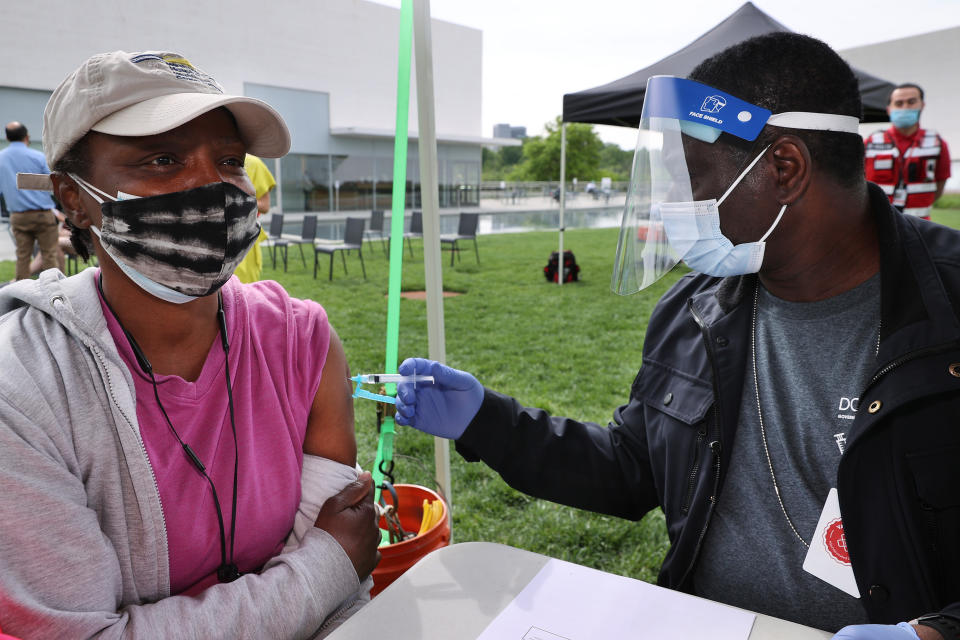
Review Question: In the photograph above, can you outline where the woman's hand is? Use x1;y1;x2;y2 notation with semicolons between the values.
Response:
313;471;381;580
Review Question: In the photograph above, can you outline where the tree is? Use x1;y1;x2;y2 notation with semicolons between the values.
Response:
482;144;525;181
509;117;603;182
481;147;502;180
597;143;634;182
500;144;523;167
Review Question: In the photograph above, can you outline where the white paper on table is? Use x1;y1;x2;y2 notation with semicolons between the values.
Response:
475;558;755;640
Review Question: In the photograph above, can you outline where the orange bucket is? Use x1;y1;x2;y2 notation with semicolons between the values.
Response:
371;483;450;596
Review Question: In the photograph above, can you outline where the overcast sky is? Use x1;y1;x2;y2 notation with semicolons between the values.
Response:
377;0;960;149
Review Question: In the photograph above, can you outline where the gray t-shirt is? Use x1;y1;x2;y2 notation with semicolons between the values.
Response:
693;274;879;632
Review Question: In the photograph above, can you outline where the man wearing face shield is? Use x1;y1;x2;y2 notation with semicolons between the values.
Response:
392;34;960;639
0;52;380;639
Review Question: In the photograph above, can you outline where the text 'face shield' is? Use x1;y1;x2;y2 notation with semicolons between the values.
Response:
611;76;770;295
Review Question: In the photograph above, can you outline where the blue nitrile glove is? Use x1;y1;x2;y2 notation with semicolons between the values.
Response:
831;623;919;639
394;357;484;439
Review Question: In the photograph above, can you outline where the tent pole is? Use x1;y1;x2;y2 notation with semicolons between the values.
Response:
558;122;566;286
412;0;451;511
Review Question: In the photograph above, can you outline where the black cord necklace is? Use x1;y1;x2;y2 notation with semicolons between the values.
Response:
98;275;241;583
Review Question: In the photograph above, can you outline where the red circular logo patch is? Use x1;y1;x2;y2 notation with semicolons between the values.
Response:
823;518;850;565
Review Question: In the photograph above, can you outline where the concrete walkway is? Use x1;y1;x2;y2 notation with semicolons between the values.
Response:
0;225;14;263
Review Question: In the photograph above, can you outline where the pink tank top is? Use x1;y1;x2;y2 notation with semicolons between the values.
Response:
98;275;330;595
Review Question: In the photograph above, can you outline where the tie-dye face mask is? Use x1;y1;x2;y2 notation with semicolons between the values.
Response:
71;174;259;303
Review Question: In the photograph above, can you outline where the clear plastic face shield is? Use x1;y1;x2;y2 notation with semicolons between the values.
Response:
611;76;861;294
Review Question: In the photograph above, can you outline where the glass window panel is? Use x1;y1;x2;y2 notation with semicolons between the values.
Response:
280;153;330;212
333;154;374;211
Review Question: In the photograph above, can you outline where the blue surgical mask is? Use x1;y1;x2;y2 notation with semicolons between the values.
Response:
90;223;197;303
889;109;920;129
659;146;788;277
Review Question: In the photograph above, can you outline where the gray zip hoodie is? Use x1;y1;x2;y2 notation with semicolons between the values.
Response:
0;269;361;639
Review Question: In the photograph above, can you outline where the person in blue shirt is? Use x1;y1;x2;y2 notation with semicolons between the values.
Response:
0;122;60;280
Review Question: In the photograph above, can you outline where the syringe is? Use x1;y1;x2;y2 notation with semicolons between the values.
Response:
349;374;435;385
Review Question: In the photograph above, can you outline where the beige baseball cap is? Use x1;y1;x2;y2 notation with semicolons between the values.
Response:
41;50;290;175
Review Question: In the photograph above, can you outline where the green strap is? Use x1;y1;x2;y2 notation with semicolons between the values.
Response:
373;0;413;505
373;419;395;505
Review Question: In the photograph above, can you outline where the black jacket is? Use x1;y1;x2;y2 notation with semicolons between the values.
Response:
457;184;960;624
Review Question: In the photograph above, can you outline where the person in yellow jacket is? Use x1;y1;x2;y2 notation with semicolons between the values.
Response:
234;154;277;283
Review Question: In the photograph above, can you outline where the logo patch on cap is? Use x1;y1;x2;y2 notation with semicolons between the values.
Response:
129;53;222;93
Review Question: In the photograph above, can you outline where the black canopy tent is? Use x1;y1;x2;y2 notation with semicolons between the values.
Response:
562;2;896;127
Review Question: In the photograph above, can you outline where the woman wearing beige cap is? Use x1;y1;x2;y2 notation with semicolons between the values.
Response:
0;51;379;638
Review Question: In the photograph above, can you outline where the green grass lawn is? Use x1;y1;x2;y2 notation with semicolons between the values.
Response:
931;206;960;229
3;206;958;583
275;228;677;581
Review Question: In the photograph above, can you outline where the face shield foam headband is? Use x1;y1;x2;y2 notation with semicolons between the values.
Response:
611;75;861;295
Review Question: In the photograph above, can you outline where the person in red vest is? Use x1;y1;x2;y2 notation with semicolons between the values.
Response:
864;83;951;220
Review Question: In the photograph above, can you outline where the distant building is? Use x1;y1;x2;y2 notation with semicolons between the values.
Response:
0;0;502;210
493;123;527;140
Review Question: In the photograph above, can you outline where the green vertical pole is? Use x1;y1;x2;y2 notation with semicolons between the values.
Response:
373;0;414;505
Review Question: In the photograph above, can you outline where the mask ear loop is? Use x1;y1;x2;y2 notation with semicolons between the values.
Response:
713;143;787;244
68;172;115;204
759;204;788;242
716;144;771;207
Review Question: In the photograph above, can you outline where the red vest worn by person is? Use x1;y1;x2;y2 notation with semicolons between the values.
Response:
864;126;951;219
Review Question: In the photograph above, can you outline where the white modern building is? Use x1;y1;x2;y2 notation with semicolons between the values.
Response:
0;0;516;212
841;26;960;191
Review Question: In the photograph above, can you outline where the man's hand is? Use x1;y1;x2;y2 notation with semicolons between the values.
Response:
394;357;484;440
313;471;381;581
832;623;925;639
